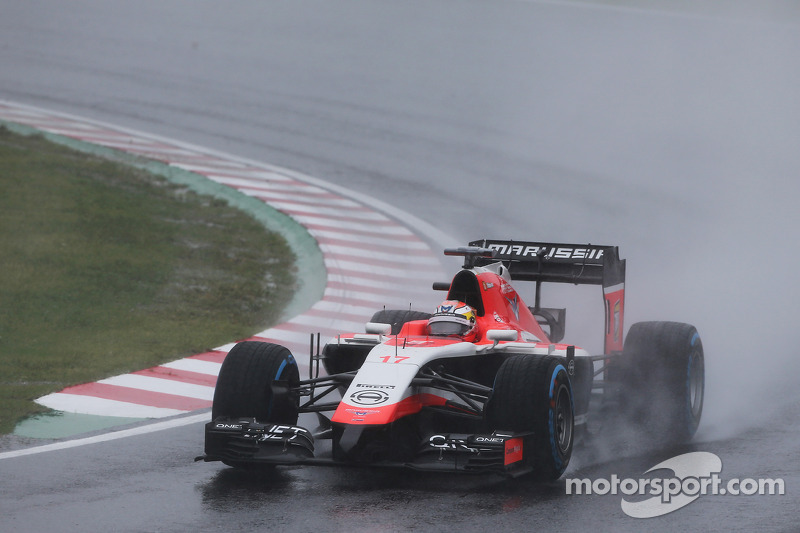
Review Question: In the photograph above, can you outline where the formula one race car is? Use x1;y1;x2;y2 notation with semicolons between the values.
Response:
199;239;705;479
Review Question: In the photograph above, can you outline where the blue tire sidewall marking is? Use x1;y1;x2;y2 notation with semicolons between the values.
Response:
548;364;572;469
275;353;297;381
276;360;288;381
270;354;296;419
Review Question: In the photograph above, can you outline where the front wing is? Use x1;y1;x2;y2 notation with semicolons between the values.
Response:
199;418;534;477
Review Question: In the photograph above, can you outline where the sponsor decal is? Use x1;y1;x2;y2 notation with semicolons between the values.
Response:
428;434;511;455
499;278;515;294
214;423;243;430
504;438;523;465
474;436;504;444
248;424;310;444
345;409;380;416
349;389;390;406
355;383;396;389
488;243;604;261
428;435;478;453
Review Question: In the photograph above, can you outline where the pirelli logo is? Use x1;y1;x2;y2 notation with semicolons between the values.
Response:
486;243;605;261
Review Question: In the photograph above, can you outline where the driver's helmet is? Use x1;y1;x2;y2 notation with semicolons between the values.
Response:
428;300;478;341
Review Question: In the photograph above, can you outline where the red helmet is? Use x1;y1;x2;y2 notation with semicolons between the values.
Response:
428;300;478;341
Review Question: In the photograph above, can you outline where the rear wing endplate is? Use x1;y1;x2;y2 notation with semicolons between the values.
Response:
468;239;626;353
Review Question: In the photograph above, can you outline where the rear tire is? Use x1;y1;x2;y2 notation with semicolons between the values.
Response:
211;341;299;423
623;321;704;443
486;355;574;480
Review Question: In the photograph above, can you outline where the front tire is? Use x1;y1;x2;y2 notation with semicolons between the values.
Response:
486;355;574;480
211;341;299;423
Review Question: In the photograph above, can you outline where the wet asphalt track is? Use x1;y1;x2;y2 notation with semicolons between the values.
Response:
1;1;799;531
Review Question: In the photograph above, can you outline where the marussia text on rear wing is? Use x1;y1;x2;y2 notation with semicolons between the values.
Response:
468;239;626;353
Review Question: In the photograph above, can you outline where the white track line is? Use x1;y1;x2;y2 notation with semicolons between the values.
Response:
0;414;208;460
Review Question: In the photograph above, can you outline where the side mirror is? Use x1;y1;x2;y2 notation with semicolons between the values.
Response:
365;322;392;335
486;329;518;343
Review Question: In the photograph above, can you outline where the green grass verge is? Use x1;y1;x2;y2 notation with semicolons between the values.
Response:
0;126;296;434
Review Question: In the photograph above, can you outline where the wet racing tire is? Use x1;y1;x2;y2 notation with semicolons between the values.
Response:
486;354;574;480
211;341;299;424
623;321;705;443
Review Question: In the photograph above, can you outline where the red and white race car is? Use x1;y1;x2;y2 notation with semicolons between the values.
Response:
199;239;705;479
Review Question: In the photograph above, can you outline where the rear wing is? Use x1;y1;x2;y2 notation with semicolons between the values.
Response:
466;239;626;354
